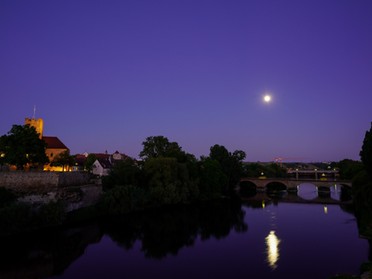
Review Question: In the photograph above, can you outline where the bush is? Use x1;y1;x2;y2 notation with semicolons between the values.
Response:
100;185;147;215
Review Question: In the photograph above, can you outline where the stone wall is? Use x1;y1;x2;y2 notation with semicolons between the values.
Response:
0;171;102;213
57;172;91;187
18;184;102;212
0;171;91;193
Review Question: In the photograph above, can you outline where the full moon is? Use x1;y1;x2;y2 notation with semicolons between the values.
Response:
263;94;272;103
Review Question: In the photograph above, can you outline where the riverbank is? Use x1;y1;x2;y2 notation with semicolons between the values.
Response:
0;171;103;236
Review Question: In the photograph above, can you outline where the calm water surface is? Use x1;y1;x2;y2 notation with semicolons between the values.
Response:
0;199;369;279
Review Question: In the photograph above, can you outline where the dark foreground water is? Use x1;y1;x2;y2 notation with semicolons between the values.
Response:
0;198;369;279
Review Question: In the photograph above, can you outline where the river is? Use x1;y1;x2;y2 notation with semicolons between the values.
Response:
0;196;369;279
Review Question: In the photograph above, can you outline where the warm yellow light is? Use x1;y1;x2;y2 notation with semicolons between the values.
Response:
265;230;281;270
262;200;266;208
324;206;328;214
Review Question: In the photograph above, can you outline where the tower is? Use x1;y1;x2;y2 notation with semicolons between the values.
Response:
25;117;44;139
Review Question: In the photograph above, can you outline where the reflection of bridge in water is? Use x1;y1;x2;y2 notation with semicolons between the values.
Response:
241;191;352;205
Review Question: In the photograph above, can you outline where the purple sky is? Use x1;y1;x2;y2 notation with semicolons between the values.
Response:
1;0;371;162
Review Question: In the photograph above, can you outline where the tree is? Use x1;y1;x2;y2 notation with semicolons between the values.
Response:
102;158;142;191
209;144;246;194
84;154;97;171
333;159;364;180
139;136;186;161
0;125;49;170
198;158;227;199
360;122;372;177
143;157;189;205
51;150;74;171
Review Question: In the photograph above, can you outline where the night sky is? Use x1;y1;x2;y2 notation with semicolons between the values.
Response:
1;0;371;162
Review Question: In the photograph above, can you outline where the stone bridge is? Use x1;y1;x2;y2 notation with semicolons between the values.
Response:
240;177;352;191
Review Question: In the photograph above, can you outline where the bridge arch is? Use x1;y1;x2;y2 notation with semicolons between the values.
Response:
330;184;352;202
265;181;287;192
239;180;257;197
297;183;318;200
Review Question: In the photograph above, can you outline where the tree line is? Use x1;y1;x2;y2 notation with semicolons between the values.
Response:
0;121;372;236
99;135;246;214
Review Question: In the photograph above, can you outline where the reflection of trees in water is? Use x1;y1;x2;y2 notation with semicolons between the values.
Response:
0;200;247;278
0;225;103;279
104;199;247;259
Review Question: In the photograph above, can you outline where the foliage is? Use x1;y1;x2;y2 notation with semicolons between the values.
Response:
239;181;257;197
139;135;187;162
351;123;372;239
137;136;202;204
360;122;372;177
100;185;147;215
0;124;49;170
198;158;227;199
143;157;196;205
84;153;97;171
100;136;247;212
331;159;364;180
243;162;287;178
51;150;74;171
102;158;142;191
209;144;246;193
243;162;266;177
265;163;288;178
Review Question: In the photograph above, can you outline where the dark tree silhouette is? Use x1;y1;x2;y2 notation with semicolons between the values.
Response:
139;136;187;162
0;125;48;170
360;122;372;177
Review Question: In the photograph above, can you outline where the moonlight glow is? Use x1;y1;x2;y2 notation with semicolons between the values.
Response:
265;230;281;270
264;95;272;103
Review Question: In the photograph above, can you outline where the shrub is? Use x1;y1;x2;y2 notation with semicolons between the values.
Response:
100;185;147;215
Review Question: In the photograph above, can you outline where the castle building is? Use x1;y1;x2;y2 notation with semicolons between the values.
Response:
25;117;69;171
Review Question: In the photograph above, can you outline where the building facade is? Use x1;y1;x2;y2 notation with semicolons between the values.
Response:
25;117;69;171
